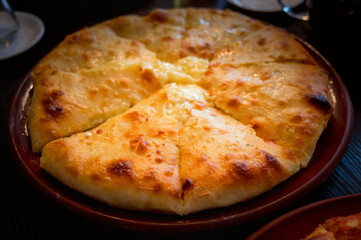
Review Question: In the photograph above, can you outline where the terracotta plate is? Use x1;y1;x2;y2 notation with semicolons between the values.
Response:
247;193;361;240
8;40;353;232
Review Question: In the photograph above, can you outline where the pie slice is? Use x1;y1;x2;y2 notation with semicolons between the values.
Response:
180;8;264;60
105;8;188;63
29;51;208;152
202;62;332;167
179;101;300;215
32;25;157;74
29;61;163;152
40;84;211;215
212;25;315;65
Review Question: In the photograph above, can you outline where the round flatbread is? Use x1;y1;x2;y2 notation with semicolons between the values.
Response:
28;8;332;215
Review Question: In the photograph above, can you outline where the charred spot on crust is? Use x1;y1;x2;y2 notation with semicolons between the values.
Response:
129;137;151;154
252;123;261;131
227;96;242;108
148;10;169;22
107;160;132;177
261;151;281;169
42;90;66;118
137;140;151;154
307;94;332;112
232;161;252;178
155;156;163;163
181;178;194;198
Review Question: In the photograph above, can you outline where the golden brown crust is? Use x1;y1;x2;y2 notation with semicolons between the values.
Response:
29;62;163;152
41;86;184;214
29;8;333;215
203;62;332;167
178;103;299;214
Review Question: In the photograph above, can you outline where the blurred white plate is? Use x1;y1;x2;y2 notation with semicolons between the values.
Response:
228;0;303;12
0;11;44;60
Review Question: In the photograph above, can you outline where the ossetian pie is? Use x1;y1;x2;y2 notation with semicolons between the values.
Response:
28;8;333;215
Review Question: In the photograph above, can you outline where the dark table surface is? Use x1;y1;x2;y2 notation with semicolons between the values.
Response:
1;0;361;239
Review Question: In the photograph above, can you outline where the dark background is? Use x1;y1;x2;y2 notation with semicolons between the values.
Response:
1;0;361;239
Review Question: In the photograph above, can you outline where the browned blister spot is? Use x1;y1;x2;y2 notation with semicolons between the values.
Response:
204;62;220;76
260;72;272;80
257;37;266;46
124;111;146;122
90;173;101;181
167;130;177;137
227;96;242;108
180;42;215;59
130;40;141;47
34;64;58;76
164;169;174;177
129;137;151;154
157;130;165;137
203;125;212;131
137;140;151;154
198;155;209;162
129;137;141;150
306;94;332;112
231;161;253;179
82;50;102;61
148;9;169;22
155;156;163;163
107;160;132;177
96;129;103;134
181;179;194;198
144;169;157;181
261;150;281;171
161;36;174;41
116;78;129;87
141;69;157;83
224;153;235;161
279;41;290;50
42;90;66;119
66;28;95;44
252;123;262;131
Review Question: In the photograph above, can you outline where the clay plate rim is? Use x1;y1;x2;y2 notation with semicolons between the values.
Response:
246;193;361;240
8;40;354;233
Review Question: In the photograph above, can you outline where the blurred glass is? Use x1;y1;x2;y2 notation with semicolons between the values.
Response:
278;0;313;21
0;0;19;47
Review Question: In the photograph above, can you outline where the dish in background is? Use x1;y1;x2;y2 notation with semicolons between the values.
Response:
0;11;44;60
8;39;353;232
247;194;361;240
228;0;303;12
